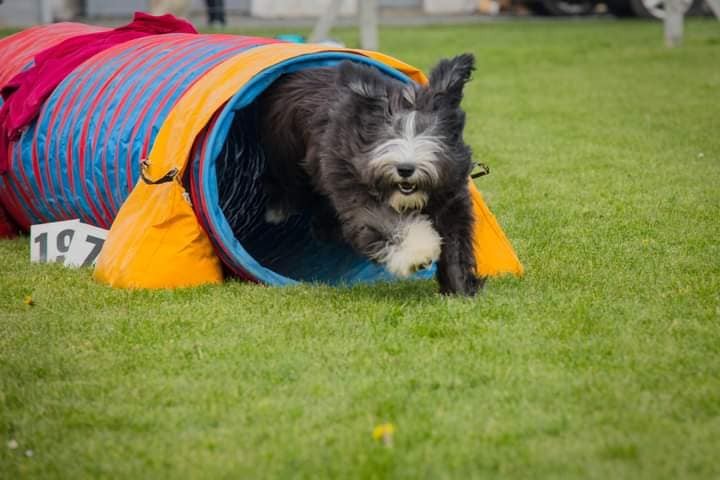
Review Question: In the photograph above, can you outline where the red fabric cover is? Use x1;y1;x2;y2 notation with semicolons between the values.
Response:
0;12;197;174
0;202;18;238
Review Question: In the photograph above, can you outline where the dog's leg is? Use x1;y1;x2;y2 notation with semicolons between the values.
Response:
433;192;483;296
260;149;317;225
257;95;313;225
338;206;442;277
309;196;344;243
262;174;293;224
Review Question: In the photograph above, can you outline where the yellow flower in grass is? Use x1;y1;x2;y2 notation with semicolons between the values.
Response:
23;295;34;306
372;423;395;446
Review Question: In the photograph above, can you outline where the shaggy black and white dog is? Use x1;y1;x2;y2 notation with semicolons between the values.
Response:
257;54;482;296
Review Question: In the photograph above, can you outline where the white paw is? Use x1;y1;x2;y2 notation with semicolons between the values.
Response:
264;206;288;224
382;216;442;277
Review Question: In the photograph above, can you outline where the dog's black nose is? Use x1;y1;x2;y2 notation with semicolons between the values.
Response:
396;163;415;178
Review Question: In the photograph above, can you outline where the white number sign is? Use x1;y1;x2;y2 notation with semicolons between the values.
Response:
30;220;108;268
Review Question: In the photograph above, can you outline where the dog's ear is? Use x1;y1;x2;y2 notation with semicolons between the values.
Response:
336;61;388;101
427;53;475;110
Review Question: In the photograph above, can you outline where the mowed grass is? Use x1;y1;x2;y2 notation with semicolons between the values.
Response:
1;19;719;479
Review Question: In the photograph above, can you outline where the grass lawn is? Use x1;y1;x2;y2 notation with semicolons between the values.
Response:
1;19;719;479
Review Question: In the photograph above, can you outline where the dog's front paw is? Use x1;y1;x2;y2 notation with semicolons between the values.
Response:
382;216;442;277
439;271;484;296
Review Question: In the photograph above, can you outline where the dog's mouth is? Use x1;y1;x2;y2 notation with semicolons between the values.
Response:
397;182;417;195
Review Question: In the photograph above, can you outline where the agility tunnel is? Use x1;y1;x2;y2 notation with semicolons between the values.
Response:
0;20;522;289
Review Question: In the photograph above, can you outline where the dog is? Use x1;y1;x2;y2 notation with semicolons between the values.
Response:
256;53;482;296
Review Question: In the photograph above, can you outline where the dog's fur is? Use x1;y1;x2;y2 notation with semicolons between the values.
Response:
256;54;482;296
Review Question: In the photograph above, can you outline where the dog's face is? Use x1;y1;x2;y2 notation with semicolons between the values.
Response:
327;54;475;213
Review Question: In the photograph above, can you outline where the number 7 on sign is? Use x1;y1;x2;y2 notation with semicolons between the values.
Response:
65;224;109;268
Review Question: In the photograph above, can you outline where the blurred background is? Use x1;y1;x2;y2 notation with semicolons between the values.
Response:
0;0;715;28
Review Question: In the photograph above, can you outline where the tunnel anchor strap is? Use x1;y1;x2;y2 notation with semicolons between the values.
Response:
471;163;490;179
140;159;179;185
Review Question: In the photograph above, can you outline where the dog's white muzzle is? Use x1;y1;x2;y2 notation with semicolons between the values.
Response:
389;189;428;213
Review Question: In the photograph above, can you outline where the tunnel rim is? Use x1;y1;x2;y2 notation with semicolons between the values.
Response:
197;51;436;286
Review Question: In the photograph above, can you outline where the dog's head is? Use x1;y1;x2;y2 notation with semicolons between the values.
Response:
327;54;475;213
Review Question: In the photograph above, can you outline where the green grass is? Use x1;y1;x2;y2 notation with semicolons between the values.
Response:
2;19;720;479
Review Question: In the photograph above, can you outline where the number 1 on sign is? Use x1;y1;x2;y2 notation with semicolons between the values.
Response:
33;232;48;262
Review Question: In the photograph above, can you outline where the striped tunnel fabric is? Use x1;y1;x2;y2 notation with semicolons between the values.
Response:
0;23;109;229
0;23;108;87
1;30;276;230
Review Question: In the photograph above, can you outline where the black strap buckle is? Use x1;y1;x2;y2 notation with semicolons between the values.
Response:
140;159;178;185
471;163;490;179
